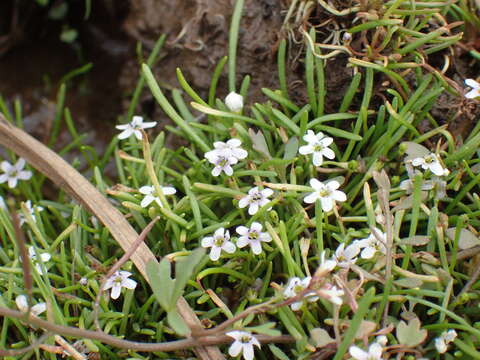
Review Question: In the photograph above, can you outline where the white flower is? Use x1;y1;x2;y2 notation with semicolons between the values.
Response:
138;185;176;208
238;187;274;215
225;92;244;112
353;228;386;259
332;243;359;268
317;251;337;273
15;295;46;316
0;158;32;188
104;271;137;300
319;284;344;306
283;276;319;311
411;153;447;176
28;246;51;275
349;342;383;360
304;179;347;212
79;277;88;286
236;222;271;255
116;116;157;140
205;139;248;161
435;329;457;354
465;79;480;99
226;330;260;360
299;130;335;166
205;154;238;176
201;227;236;261
376;335;388;347
20;200;44;226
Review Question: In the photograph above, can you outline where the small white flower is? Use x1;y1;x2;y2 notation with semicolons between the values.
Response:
28;246;51;275
205;154;238;176
283;276;319;311
435;329;457;354
15;295;46;316
353;228;386;259
0;158;32;188
201;227;236;261
226;330;260;360
20;200;44;226
298;130;335;166
138;185;176;208
411;153;447;177
317;251;337;274
332;243;359;268
319;284;344;306
238;187;274;215
79;277;88;286
104;271;137;300
349;342;384;360
205;139;248;161
116;116;157;141
376;335;388;347
304;179;347;212
225;92;244;112
465;79;480;99
236;222;271;255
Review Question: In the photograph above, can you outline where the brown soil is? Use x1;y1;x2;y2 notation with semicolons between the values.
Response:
0;0;478;153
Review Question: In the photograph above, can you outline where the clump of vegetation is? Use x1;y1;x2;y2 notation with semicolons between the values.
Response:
0;0;480;359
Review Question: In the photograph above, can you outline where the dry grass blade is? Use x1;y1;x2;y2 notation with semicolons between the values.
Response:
0;115;224;360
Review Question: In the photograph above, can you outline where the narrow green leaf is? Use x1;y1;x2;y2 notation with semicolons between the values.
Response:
171;248;206;303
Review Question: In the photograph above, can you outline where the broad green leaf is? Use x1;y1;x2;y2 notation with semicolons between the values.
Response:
394;278;423;288
249;128;272;159
310;328;335;348
167;309;190;336
146;259;174;311
396;317;427;347
399;236;430;246
446;228;480;250
401;141;430;161
171;248;206;303
283;136;299;160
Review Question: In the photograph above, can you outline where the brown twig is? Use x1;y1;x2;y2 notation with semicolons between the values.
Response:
0;114;224;359
0;306;294;352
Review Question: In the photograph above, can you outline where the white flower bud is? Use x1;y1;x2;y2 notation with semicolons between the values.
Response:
225;92;244;112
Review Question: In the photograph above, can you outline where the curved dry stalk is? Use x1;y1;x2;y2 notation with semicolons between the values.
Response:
0;305;294;351
0;115;224;360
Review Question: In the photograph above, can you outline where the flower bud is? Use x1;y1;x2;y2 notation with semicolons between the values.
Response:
225;92;244;112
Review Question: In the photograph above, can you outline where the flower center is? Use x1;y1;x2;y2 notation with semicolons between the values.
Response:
248;231;258;240
318;188;331;197
240;335;251;343
293;284;305;294
113;276;122;285
313;143;324;152
251;193;262;202
424;155;435;164
218;158;229;167
214;236;225;247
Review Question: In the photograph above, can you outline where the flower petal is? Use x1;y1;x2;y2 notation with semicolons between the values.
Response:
304;192;319;204
209;247;221;261
223;242;236;254
299;145;313;155
236;226;249;235
309;178;324;190
111;284;121;299
201;236;214;248
349;346;368;360
228;341;243;357
117;129;133;139
320;197;334;212
312;152;323;166
122;278;137;290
